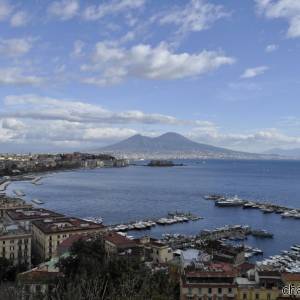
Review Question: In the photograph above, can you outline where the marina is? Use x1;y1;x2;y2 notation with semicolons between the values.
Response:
205;194;300;219
111;212;203;232
257;244;300;273
3;160;300;260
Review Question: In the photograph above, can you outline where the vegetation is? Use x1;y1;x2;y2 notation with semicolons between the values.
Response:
54;237;180;300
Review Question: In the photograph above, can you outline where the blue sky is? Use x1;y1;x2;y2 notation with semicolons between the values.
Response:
0;0;300;153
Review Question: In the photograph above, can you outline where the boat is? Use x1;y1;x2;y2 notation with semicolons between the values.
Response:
204;194;224;200
251;229;273;238
31;176;42;185
13;190;26;197
261;208;274;214
31;198;44;205
83;216;103;224
243;202;256;209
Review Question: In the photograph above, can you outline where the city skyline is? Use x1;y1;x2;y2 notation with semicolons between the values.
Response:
1;0;300;153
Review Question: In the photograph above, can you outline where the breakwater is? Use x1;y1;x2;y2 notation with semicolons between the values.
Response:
205;194;300;219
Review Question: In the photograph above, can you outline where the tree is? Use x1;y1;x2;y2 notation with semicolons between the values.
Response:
56;237;180;299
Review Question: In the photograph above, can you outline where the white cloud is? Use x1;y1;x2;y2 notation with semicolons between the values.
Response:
83;0;145;21
255;0;300;38
0;68;43;86
188;126;300;151
48;0;79;20
0;0;12;21
241;66;269;79
72;40;85;57
2;118;25;130
2;94;190;125
10;11;29;27
157;0;229;34
81;42;235;85
0;38;33;57
265;44;278;52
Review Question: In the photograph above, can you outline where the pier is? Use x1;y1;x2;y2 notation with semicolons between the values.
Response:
205;194;300;219
109;212;203;232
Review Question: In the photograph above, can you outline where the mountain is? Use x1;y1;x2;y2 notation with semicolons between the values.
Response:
264;148;300;158
98;132;270;160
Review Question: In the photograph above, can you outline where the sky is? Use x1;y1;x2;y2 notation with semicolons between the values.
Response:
0;0;300;153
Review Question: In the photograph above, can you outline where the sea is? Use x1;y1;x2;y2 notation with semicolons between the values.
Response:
5;159;300;259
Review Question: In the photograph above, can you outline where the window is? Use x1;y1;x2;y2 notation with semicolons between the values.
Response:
10;239;14;244
228;288;232;293
267;294;271;300
243;293;247;300
208;288;212;294
198;288;202;295
255;294;260;300
218;287;222;294
188;287;192;295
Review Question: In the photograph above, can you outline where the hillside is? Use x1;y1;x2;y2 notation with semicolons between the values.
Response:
98;132;269;160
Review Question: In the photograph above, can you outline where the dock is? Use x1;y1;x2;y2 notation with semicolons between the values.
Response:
205;194;300;219
109;212;203;232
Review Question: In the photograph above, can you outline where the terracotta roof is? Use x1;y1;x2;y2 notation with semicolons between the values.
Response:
57;234;87;254
32;217;106;234
281;272;300;281
185;262;238;277
7;208;64;220
104;232;137;247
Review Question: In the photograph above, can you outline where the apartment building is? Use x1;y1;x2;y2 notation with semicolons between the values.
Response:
180;262;238;300
0;196;32;217
139;236;173;264
104;232;141;257
32;217;106;261
0;223;31;267
5;208;64;230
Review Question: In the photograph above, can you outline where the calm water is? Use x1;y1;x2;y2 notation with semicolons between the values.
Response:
6;159;300;259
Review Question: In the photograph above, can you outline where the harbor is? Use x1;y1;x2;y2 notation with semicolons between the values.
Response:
110;212;203;232
257;244;300;273
205;194;300;219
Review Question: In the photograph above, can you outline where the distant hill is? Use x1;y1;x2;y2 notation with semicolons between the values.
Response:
98;132;273;160
264;148;300;158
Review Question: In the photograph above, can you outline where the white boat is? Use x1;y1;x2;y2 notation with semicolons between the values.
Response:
31;176;42;185
13;190;26;197
32;198;44;205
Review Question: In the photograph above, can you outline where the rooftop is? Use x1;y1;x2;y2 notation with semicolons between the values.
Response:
32;217;106;234
7;208;64;221
104;232;137;248
0;223;31;238
0;196;31;207
185;262;238;277
281;272;300;281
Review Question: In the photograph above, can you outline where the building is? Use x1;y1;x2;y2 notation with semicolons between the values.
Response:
139;236;173;264
236;267;283;300
32;217;106;261
0;223;31;267
104;232;142;257
5;208;65;230
18;269;63;300
280;273;300;299
180;262;238;300
0;196;32;218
